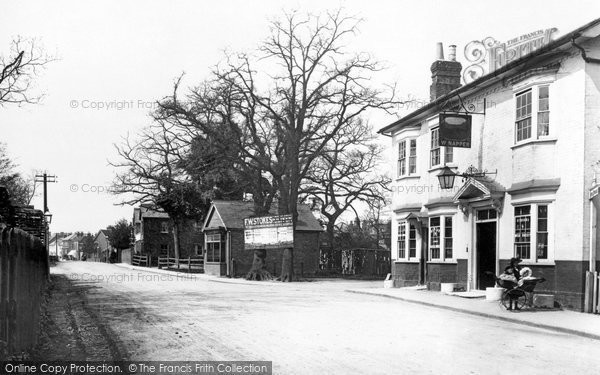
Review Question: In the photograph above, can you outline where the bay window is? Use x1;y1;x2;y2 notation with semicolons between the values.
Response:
515;85;550;143
430;128;453;167
398;139;417;177
396;221;418;261
514;204;550;262
429;215;453;261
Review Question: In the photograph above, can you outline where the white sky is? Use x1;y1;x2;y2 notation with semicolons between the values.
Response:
0;0;598;233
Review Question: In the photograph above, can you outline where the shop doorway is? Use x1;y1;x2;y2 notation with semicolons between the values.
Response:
476;220;497;289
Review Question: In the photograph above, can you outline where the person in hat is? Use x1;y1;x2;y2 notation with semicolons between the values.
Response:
505;257;522;282
502;257;523;310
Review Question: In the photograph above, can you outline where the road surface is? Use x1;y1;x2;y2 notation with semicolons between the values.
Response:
37;261;600;375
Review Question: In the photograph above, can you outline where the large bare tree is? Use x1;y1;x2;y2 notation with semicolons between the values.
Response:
158;10;399;281
0;37;54;106
300;118;390;251
110;119;206;262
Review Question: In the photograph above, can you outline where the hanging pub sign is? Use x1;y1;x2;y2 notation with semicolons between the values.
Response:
439;113;472;148
244;214;294;250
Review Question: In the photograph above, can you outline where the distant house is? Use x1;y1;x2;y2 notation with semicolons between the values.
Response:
61;233;83;260
94;229;113;262
202;200;323;277
47;234;66;257
132;205;204;265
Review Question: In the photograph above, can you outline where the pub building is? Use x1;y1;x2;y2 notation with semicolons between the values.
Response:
378;18;600;310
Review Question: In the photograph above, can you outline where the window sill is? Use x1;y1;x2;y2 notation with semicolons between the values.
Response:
393;260;420;264
396;175;421;182
427;260;458;264
511;137;557;150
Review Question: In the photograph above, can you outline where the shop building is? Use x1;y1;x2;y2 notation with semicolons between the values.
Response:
202;200;322;277
378;19;600;309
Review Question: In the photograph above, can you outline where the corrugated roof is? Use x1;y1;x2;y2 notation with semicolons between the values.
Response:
206;200;323;232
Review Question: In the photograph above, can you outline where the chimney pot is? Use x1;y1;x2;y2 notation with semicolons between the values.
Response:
435;42;444;61
448;45;457;62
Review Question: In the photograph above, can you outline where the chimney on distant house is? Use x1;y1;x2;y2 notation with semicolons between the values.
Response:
430;43;462;101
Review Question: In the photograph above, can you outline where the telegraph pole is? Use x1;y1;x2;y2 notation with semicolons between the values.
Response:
35;173;57;274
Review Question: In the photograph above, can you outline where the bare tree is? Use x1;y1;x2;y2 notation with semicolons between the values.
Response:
301;118;390;251
110;120;206;262
159;9;400;281
0;37;55;106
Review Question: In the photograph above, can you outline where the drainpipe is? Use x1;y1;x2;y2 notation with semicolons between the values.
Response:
589;200;596;273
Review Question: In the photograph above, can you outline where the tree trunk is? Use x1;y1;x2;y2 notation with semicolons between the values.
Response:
245;249;272;281
280;247;294;282
173;221;180;266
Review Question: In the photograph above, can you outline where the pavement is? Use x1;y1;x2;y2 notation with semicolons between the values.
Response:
114;262;600;341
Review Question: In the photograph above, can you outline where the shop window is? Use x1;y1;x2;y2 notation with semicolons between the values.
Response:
398;222;406;259
429;215;454;261
536;205;548;259
444;217;453;259
430;217;441;259
206;233;224;262
514;204;550;262
408;224;417;258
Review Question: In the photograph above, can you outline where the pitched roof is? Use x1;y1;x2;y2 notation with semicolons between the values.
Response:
138;206;170;219
205;200;323;232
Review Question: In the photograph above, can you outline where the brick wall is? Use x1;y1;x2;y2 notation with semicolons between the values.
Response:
426;263;458;291
499;259;589;310
391;262;420;287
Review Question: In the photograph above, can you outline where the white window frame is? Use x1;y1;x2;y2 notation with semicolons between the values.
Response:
398;138;417;177
514;84;551;144
429;215;454;262
513;203;552;263
430;127;453;167
395;220;418;261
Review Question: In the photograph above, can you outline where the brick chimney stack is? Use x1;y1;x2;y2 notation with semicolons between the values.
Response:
430;43;462;101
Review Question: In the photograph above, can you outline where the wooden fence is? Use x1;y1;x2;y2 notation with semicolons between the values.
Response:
158;256;204;273
131;254;150;267
0;224;48;357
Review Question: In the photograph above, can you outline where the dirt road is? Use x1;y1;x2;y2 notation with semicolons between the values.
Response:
38;261;600;375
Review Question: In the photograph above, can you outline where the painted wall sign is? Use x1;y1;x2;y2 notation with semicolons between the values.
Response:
463;28;557;84
244;214;294;250
439;114;472;148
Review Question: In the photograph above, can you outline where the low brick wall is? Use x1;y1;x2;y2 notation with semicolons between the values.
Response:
499;259;589;310
391;262;420;287
427;263;459;291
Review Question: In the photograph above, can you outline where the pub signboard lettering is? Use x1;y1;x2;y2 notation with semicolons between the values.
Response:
439;113;472;148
